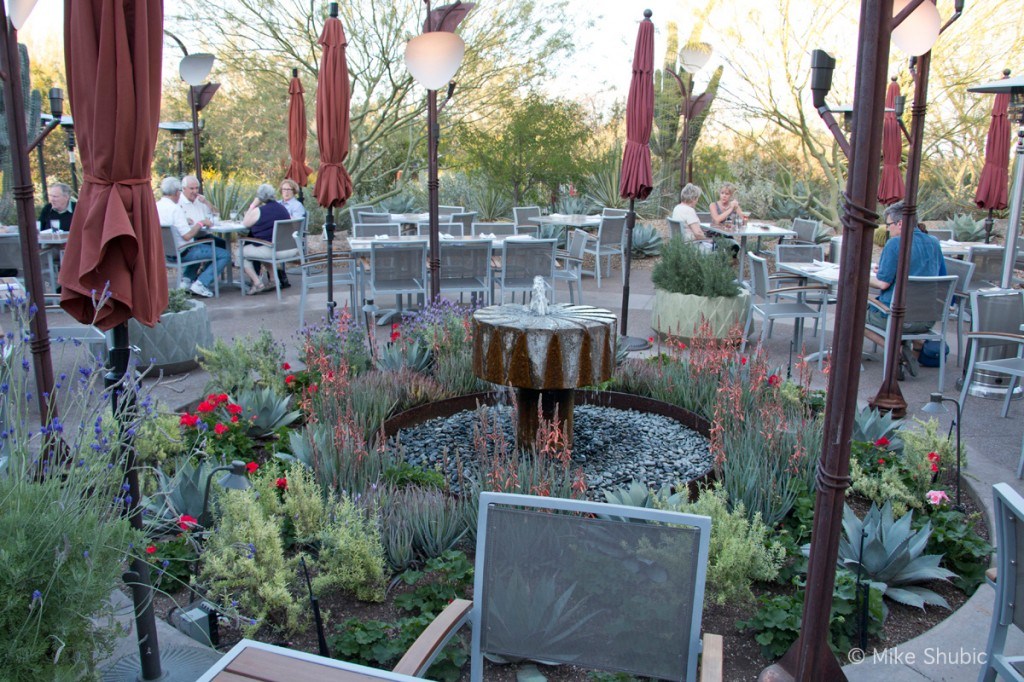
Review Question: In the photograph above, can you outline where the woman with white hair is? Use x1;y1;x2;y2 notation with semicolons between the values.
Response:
239;183;293;293
671;183;711;249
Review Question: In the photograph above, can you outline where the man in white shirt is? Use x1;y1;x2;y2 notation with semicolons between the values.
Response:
178;174;226;249
157;176;229;297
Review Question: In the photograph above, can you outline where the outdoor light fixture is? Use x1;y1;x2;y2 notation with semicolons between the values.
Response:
201;460;253;521
921;392;962;508
179;53;219;193
7;0;37;29
808;49;852;158
891;0;942;57
179;52;214;86
969;74;1024;290
678;41;712;74
404;31;465;91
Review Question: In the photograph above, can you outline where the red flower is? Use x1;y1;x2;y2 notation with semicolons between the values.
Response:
285;375;295;385
307;385;318;395
245;461;259;473
930;462;939;473
145;545;157;555
214;423;229;435
197;400;215;413
390;331;400;343
927;451;940;462
647;336;654;343
275;477;288;490
227;403;243;415
740;356;748;365
878;458;886;465
768;374;781;387
391;323;399;330
230;415;239;423
178;514;198;531
179;413;200;428
281;362;291;371
217;393;229;404
874;437;890;447
677;342;687;351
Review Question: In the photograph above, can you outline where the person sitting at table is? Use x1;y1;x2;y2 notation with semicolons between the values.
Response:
156;177;229;298
38;182;75;231
670;183;713;252
709;182;747;226
279;178;307;220
239;183;294;294
178;175;226;249
868;201;946;371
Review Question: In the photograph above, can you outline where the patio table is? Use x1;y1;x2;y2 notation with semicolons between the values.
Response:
529;213;602;231
0;225;71;291
196;639;426;682
210;221;251;288
702;222;796;284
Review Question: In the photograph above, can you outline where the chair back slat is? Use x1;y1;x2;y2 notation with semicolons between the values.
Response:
696;211;711;223
942;256;974;296
567;229;589;258
347;204;375;227
666;218;683;240
369;241;427;292
597;215;626;247
272;219;304;252
353;223;401;238
160;225;180;261
928;228;954;242
968;245;1005;287
500;239;556;289
415;220;457;237
438;205;464;217
450;212;477;236
970;289;1024;355
515;225;540;237
902;276;957;325
475;492;710;682
359;212;394;224
440;239;491;285
791;217;820;243
513;206;541;228
602;207;628;218
776;243;824;264
748;253;771;299
474;222;516;237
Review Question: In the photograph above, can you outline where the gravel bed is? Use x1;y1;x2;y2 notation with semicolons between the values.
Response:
390;403;712;498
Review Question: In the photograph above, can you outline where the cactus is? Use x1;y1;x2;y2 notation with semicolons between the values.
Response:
942;214;987;242
0;42;42;224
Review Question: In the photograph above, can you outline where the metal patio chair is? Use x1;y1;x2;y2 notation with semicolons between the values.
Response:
238;218;304;300
942;256;975;366
294;230;358;328
496;238;556;303
512;206;541;229
439;239;492;306
979;483;1024;681
553;228;588;304
161;224;220;297
358;211;395;225
352;222;401;239
581;215;626;288
959;288;1024;420
363;240;427;326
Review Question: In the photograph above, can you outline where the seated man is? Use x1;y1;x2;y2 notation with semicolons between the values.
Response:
156;176;229;298
38;182;75;231
868;201;947;371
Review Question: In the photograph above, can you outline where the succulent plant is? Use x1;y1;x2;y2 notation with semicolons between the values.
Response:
236;386;302;438
603;480;683;510
143;458;211;532
536;223;567;248
828;501;955;611
554;195;594;216
376;338;433;374
630;223;663;258
378;192;420;214
851;406;904;450
942;214;987;242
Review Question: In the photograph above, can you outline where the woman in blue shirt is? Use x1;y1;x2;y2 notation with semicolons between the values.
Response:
239;184;293;293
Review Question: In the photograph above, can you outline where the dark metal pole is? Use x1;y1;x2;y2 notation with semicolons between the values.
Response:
619;201;650;351
107;322;163;680
36;141;46;197
189;85;203;193
870;52;932;418
0;10;57;425
64;126;78;195
427;87;440;301
680;81;691;189
325;207;336;318
771;0;894;679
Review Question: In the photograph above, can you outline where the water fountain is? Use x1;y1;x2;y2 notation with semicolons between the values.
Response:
472;278;617;449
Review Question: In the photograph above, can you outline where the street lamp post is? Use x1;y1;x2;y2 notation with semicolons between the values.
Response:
62;119;77;194
179;53;219;194
404;1;471;301
666;42;713;189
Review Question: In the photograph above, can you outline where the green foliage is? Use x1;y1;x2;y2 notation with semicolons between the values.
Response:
651;237;740;298
164;287;193;314
851;407;904;450
199;488;303;635
630;223;663;257
582;146;628;210
0;458;139;680
280;462;327;542
737;570;884;659
383;461;446;490
915;507;991;595
377;192;418;213
833;501;955;612
198;330;288;397
376;338;433;373
372;485;470;572
433;350;488;397
942;213;988;242
203;176;257;218
313;495;389;602
462;95;592;206
469;185;512;222
555;194;594;215
394;550;474;615
236;386;302;438
145;534;198;589
329;614;468;682
134;411;191;469
143;458;213;531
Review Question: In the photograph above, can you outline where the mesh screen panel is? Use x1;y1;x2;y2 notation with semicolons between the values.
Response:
903;279;951;324
776;244;823;263
974;292;1024;353
480;506;700;680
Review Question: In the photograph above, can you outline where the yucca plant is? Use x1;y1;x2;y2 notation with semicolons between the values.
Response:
942;213;987;242
630;223;663;257
203;177;256;219
831;501;955;612
470;185;511;221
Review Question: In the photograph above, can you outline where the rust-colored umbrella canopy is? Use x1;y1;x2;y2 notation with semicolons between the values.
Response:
878;79;905;206
619;13;655;200
314;12;353;209
975;90;1011;211
59;0;167;330
286;75;313;188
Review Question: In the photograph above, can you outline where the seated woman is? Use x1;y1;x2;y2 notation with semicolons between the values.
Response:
670;183;713;251
279;178;307;220
709;182;747;226
239;184;294;293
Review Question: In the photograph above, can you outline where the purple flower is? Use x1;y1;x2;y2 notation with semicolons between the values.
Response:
31;590;41;602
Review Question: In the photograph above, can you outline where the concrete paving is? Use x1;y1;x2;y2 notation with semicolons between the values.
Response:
25;249;1024;681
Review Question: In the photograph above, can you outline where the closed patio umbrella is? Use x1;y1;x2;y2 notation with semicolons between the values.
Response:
314;2;353;318
617;9;655;352
975;71;1011;242
286;68;313;201
878;77;905;205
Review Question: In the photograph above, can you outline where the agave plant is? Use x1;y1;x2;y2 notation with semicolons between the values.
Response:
942;213;987;242
376;338;433;373
378;192;420;214
143;458;212;531
830;501;955;611
236;386;302;438
851;406;903;449
603;481;684;510
537;223;567;248
630;223;663;257
555;195;594;215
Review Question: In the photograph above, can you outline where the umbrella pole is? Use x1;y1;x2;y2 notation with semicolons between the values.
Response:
619;199;650;351
107;322;163;680
0;14;58;427
1000;123;1024;289
985;208;994;244
326;206;336;318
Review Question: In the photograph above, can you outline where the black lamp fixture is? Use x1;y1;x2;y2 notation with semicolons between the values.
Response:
968;73;1024;289
921;392;962;508
179;53;220;194
809;49;852;159
61;118;78;194
201;460;253;522
35;88;63;195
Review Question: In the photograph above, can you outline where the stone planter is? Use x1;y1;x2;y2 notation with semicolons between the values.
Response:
128;300;213;375
650;288;750;341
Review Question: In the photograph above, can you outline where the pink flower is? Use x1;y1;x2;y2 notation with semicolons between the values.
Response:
926;490;950;506
874;437;890;447
245;461;259;474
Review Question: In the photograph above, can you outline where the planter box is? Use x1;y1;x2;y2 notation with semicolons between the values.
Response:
128;300;213;375
650;288;750;341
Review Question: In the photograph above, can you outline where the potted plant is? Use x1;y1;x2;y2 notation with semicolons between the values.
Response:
128;287;214;374
650;237;750;340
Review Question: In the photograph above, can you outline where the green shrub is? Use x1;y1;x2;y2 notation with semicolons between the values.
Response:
313;495;389;602
651;237;740;298
374;485;470;571
281;463;328;542
915;507;991;595
199;330;288;396
164;287;192;314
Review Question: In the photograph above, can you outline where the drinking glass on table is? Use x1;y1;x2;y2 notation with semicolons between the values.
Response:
229;210;239;222
49;219;60;234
